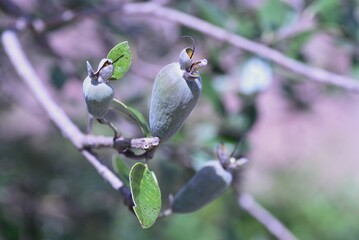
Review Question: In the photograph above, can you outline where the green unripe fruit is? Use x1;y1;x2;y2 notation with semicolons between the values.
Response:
172;160;232;213
83;77;114;119
149;62;202;142
149;45;207;142
83;58;114;119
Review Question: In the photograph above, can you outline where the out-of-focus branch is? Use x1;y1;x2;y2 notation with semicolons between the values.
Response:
239;193;298;240
1;29;157;207
120;2;359;93
2;30;85;147
0;0;27;17
277;12;316;41
6;2;359;92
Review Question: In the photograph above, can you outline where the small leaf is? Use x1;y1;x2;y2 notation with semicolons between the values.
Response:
112;155;130;186
129;162;161;228
111;98;151;137
107;41;132;80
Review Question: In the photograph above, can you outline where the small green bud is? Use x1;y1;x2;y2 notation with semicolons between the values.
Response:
83;59;115;119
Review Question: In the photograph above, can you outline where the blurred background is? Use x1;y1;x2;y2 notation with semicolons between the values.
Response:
1;0;359;239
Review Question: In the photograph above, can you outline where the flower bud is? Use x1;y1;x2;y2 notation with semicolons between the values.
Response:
83;59;115;119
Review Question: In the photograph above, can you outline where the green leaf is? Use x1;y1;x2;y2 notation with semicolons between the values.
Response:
129;162;161;229
112;155;130;186
110;98;151;137
107;41;132;80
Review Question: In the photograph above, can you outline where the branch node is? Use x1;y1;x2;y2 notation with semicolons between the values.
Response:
130;137;160;150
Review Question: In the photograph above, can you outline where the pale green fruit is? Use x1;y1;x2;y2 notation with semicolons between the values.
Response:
172;160;232;213
149;62;202;142
83;59;114;119
83;77;114;118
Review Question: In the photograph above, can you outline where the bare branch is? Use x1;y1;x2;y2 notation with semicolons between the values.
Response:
2;30;84;147
239;193;298;240
9;2;359;92
120;2;359;93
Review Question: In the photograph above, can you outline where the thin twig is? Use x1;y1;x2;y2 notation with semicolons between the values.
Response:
1;29;131;202
239;193;298;240
2;30;84;147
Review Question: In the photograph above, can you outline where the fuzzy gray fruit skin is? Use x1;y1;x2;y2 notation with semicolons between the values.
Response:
149;62;202;142
83;76;114;119
172;160;232;213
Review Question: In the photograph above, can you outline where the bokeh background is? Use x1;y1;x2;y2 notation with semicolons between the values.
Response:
1;0;359;239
